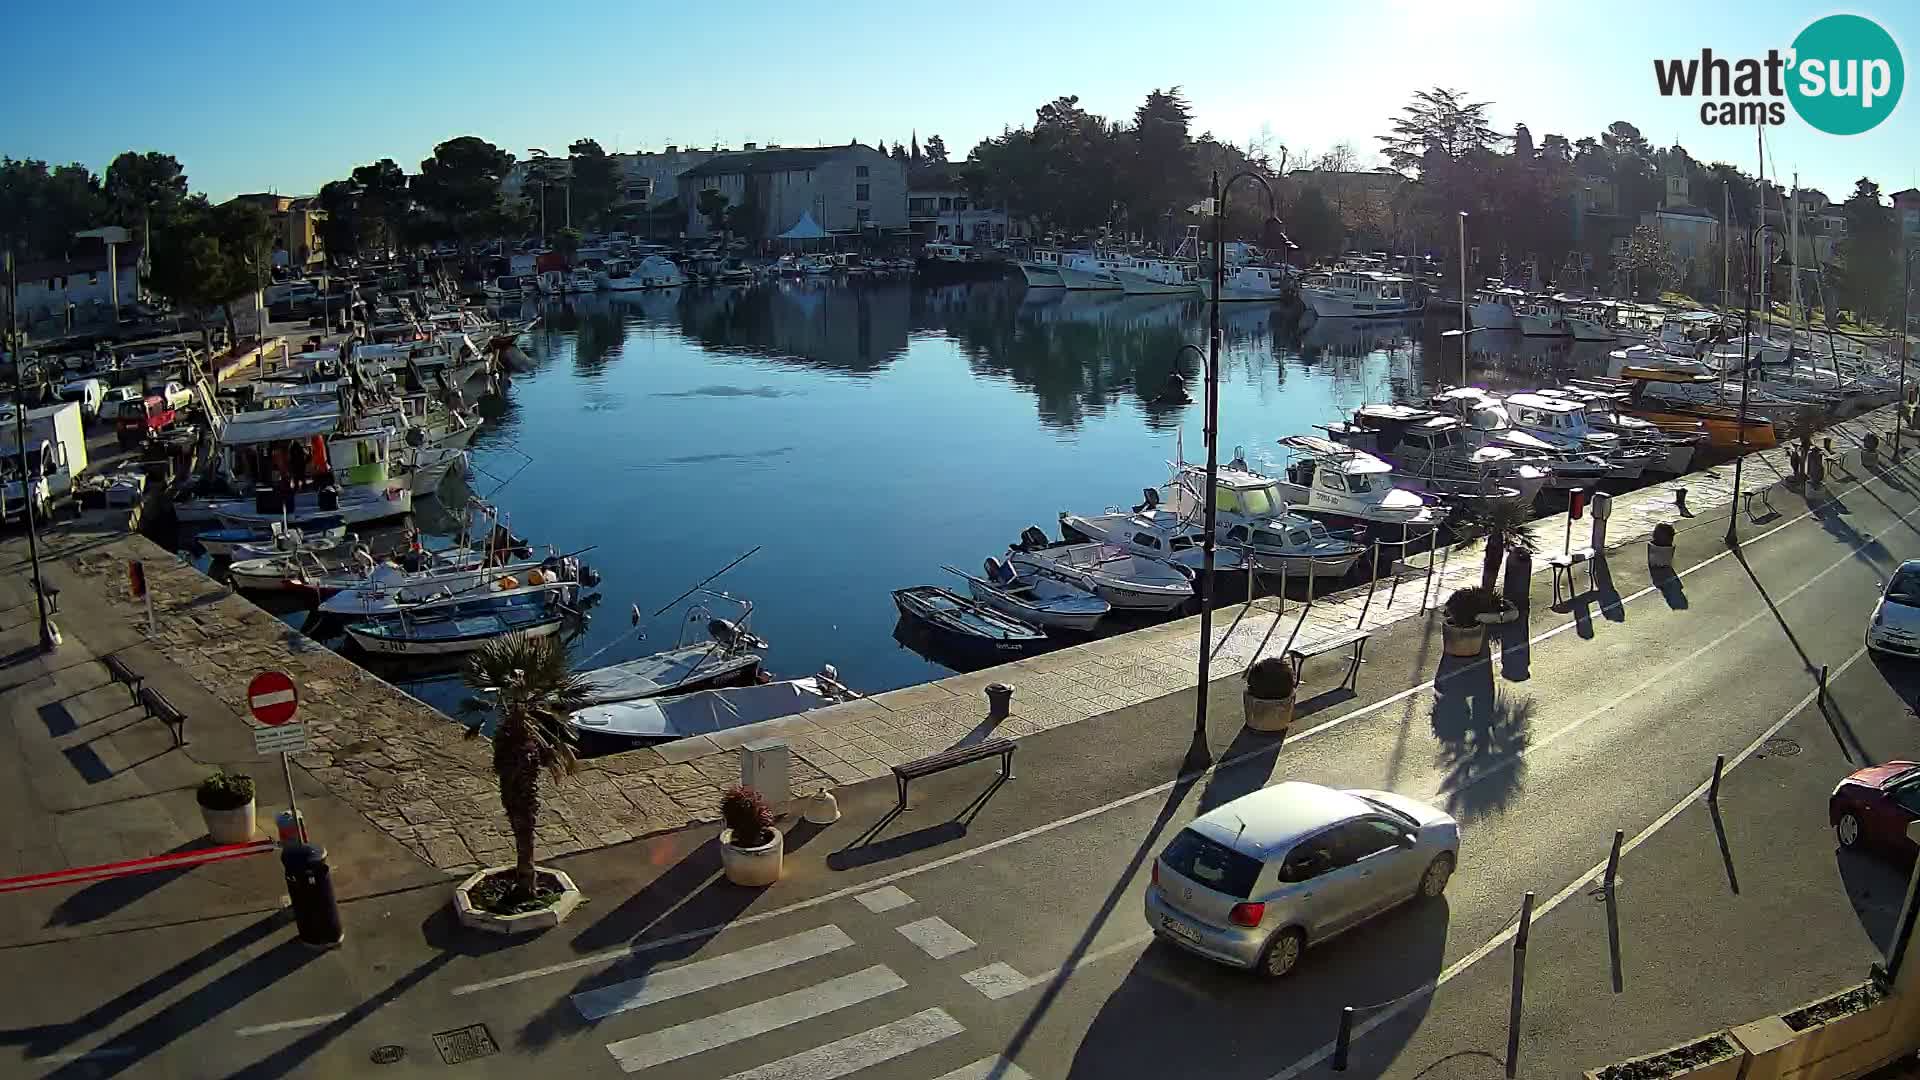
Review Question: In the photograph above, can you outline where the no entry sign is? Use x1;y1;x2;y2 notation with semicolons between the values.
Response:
247;671;299;726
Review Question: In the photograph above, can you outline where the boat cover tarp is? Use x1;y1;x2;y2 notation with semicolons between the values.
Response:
575;646;760;707
220;404;342;445
777;212;828;240
569;678;827;739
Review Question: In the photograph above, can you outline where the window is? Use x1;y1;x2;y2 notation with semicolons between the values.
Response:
856;183;870;201
1241;486;1273;517
955;198;969;212
856;165;869;177
909;198;934;216
1331;819;1410;865
938;197;952;211
1131;532;1161;550
1161;829;1263;898
1278;833;1340;883
1226;526;1250;543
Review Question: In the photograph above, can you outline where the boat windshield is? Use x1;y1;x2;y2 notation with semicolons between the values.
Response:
1227;484;1275;517
1347;472;1386;494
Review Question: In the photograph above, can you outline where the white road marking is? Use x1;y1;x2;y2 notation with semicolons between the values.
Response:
28;1047;138;1064
932;1055;1037;1080
573;925;854;1022
1260;644;1872;1080
716;1007;963;1080
453;462;1917;999
961;962;1034;1000
233;1012;346;1037
896;916;976;959
854;885;914;913
604;965;906;1073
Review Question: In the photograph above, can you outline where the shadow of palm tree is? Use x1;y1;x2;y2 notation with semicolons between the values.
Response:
1430;667;1535;822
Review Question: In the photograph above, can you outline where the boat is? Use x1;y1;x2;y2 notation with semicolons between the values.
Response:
196;515;347;558
1116;258;1200;296
1562;298;1617;342
1018;249;1065;288
1007;527;1193;613
319;553;591;615
577;597;768;705
949;558;1109;633
1598;367;1779;449
1055;251;1124;291
1055;508;1255;599
634;254;686;289
1199;264;1291;302
345;591;573;657
1300;270;1421;318
1158;460;1369;577
192;405;417;527
1323;406;1547;505
566;672;857;744
564;269;599;294
1426;387;1615;489
1269;436;1448;536
601;260;647;291
226;549;333;592
1536;386;1704;474
1501;392;1662;479
1468;287;1526;330
892;585;1049;660
1516;297;1571;337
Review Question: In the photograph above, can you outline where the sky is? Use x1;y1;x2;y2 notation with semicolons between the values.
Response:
5;0;1916;205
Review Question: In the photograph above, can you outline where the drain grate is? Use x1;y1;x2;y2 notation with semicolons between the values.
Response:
433;1024;498;1065
370;1045;406;1065
1759;737;1802;758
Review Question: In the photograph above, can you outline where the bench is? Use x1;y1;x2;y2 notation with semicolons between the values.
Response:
1550;548;1597;606
136;685;188;747
892;737;1015;808
1284;629;1371;691
102;652;143;702
1743;486;1774;522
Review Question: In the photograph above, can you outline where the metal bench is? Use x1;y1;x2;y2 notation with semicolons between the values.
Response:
1284;629;1371;691
102;653;143;702
892;737;1015;808
136;685;188;747
1550;548;1597;606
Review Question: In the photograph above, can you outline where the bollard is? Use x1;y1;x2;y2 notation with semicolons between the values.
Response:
985;682;1014;722
1819;664;1829;707
1278;563;1288;615
282;843;343;947
1675;487;1689;515
1708;755;1726;805
1507;891;1536;1079
1604;829;1624;893
1332;1006;1355;1072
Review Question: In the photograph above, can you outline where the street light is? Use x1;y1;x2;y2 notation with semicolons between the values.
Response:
1726;222;1774;548
1899;248;1918;463
4;253;59;652
1188;168;1286;771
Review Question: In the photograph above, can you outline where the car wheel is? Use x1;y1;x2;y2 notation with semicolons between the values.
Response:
1836;810;1864;850
1259;927;1305;978
1418;854;1456;899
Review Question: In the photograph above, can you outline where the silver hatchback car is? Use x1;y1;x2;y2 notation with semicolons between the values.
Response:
1145;781;1460;977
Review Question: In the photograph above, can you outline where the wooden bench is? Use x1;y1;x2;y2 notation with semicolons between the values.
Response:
102;652;143;702
892;737;1015;808
1284;629;1371;691
1743;486;1774;521
136;685;188;748
1550;548;1597;606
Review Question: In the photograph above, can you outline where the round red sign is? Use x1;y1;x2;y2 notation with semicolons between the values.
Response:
247;670;299;726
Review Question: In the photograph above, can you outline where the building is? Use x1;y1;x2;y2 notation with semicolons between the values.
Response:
906;165;1021;244
2;240;142;336
677;143;906;241
1893;189;1920;250
226;193;326;269
614;147;716;210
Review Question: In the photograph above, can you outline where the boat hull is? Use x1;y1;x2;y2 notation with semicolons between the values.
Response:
1469;303;1518;330
1517;314;1570;337
348;614;563;656
1116;272;1196;296
1056;266;1123;291
1018;262;1064;288
1302;291;1421;318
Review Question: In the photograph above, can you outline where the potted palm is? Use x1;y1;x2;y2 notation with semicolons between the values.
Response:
1649;522;1677;569
453;632;589;933
1469;499;1535;593
1242;656;1297;735
197;770;257;843
1442;586;1498;656
720;785;783;886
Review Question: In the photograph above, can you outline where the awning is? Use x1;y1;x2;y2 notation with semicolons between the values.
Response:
220;404;342;446
777;212;827;240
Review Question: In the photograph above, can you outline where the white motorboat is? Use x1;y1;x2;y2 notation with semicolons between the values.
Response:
601;260;647;291
567;672;856;743
227;550;332;593
1516;297;1572;337
1562;298;1616;342
950;559;1109;633
1468;288;1525;330
1199;265;1290;302
1427;387;1615;488
1117;258;1200;296
564;269;600;294
634;254;686;289
1322;406;1547;505
197;515;348;558
1300;270;1421;318
1053;251;1124;291
1056;509;1254;580
1503;392;1659;479
1018;249;1065;288
1159;460;1369;577
346;592;571;657
1007;527;1193;612
1537;387;1703;474
1270;436;1449;535
577;592;769;704
319;554;588;615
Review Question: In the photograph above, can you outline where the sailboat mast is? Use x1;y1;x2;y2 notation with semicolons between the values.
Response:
1722;182;1730;314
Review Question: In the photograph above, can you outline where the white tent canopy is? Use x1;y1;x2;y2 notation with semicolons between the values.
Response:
777;212;827;240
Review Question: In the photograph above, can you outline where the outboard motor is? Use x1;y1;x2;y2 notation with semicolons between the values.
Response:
1131;488;1160;513
1018;525;1051;551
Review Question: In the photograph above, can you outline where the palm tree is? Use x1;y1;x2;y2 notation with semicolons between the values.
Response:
1462;498;1537;591
462;633;589;901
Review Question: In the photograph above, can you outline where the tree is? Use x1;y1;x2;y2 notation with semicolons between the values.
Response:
411;136;514;248
461;633;588;904
697;188;730;233
1377;88;1501;173
349;158;410;253
316;180;360;258
890;142;907;161
209;200;273;340
141;200;269;352
923;134;949;164
1511;124;1534;161
103;151;188;232
1618;223;1678;298
552;226;583;263
1124;87;1197;230
0;158;107;259
1837;178;1896;323
1286;187;1343;261
568;138;620;227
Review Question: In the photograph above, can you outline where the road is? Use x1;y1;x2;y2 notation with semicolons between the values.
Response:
9;457;1920;1080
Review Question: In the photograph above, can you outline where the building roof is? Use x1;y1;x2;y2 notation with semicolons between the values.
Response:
1655;204;1718;220
681;145;864;179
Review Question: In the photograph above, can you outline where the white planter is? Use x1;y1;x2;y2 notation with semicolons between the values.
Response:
721;826;784;886
1648;543;1675;569
201;798;257;844
452;865;585;934
1243;691;1296;734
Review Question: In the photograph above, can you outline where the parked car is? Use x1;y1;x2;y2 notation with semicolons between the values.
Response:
97;385;144;422
160;380;194;411
115;394;178;448
1830;761;1920;857
57;378;105;419
1866;560;1920;657
1145;781;1459;977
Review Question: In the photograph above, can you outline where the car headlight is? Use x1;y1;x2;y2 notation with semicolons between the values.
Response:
1873;605;1885;627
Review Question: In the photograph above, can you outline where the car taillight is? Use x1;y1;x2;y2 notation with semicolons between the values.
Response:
1229;902;1265;927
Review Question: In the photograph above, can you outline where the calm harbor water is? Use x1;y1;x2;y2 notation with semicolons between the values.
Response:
376;279;1620;708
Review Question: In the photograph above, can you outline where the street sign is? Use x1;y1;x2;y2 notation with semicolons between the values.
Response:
247;671;299;726
253;722;309;755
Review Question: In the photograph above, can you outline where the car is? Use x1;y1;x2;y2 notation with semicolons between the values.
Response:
1866;561;1920;656
1830;761;1920;857
96;385;143;422
1145;781;1459;977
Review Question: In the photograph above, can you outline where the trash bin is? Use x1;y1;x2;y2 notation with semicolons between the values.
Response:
281;843;343;946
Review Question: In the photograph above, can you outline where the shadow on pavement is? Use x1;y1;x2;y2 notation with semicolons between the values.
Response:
1652;566;1688;610
45;838;222;928
1197;727;1286;814
1836;847;1911;955
1066;897;1450;1079
828;775;1005;872
1497;611;1531;682
1592;556;1625;623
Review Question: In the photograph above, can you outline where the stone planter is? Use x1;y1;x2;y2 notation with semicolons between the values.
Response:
201;798;257;844
1648;543;1675;569
721;826;784;887
1584;1032;1742;1080
452;866;585;935
1441;621;1486;657
1729;983;1897;1080
1243;691;1296;735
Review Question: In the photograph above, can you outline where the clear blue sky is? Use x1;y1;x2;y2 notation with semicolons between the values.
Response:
5;0;1914;204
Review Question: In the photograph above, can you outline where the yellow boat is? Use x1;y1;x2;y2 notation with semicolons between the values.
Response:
1613;368;1778;450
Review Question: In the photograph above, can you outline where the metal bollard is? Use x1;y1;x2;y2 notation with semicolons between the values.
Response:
1604;830;1624;894
985;682;1014;722
1708;755;1726;805
1819;664;1829;706
1507;891;1535;1078
1332;1006;1355;1071
1674;487;1689;515
282;843;343;947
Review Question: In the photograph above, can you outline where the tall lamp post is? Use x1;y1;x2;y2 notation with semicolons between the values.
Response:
1726;222;1773;548
1899;248;1918;464
5;253;59;651
1188;169;1284;770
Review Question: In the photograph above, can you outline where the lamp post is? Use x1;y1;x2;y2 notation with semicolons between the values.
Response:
5;253;58;652
1188;169;1284;771
1458;212;1470;384
1899;248;1918;464
1726;222;1773;548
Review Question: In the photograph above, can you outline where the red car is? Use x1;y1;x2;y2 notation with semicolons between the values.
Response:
1830;761;1920;856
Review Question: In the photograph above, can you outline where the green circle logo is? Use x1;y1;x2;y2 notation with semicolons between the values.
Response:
1788;14;1903;135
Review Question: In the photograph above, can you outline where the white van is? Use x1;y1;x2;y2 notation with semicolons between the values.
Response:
58;378;105;419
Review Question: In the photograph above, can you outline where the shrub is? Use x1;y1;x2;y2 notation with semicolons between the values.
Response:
197;770;255;811
1651;523;1676;547
721;785;776;848
1444;585;1500;627
1244;656;1297;700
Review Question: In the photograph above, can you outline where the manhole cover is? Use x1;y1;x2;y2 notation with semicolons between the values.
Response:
433;1024;498;1065
1760;737;1802;758
370;1045;406;1065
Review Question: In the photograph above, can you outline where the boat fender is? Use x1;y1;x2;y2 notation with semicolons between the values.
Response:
526;569;546;586
631;604;642;626
497;574;518;589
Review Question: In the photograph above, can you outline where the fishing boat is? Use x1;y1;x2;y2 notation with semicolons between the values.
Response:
950;559;1109;633
345;591;572;657
1055;251;1125;291
576;593;769;704
566;671;857;744
1468;287;1526;330
226;549;332;593
1007;527;1194;613
1157;461;1369;577
320;554;592;615
892;585;1049;660
1501;393;1661;479
1586;368;1778;450
1269;436;1449;537
1199;265;1291;302
1056;508;1252;578
196;515;348;558
1117;258;1201;296
1426;387;1615;489
1536;386;1705;474
1321;407;1544;506
1299;270;1420;318
1516;297;1571;337
1018;249;1065;288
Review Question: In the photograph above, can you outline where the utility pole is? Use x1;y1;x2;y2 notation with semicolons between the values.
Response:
6;253;59;652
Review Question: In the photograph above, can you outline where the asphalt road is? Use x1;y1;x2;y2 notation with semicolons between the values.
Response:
11;459;1920;1080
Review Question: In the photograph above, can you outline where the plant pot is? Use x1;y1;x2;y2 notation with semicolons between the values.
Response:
1648;543;1675;569
452;865;585;934
201;798;257;844
1441;620;1486;657
1476;601;1520;626
1243;691;1296;735
721;826;784;887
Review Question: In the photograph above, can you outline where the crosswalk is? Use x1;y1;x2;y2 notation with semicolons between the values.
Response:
569;886;1037;1079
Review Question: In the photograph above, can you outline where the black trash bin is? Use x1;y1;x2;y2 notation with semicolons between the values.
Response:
282;843;343;946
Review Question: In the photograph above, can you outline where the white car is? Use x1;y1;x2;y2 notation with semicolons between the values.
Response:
97;386;144;421
161;381;194;410
1867;560;1920;658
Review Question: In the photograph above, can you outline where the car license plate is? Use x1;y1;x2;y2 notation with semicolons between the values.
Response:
1162;916;1200;944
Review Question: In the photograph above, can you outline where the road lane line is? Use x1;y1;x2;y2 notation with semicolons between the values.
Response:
28;1048;138;1064
896;916;976;959
716;1007;963;1080
854;886;915;913
1259;644;1872;1080
453;465;1920;998
572;925;854;1022
233;1013;347;1037
604;965;906;1073
933;1056;1036;1080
